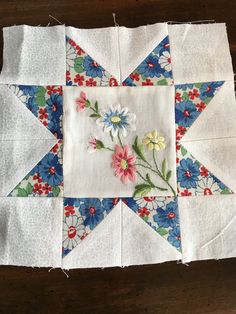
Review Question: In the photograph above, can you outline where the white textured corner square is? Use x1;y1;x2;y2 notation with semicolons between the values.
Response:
168;23;234;83
0;197;63;267
0;25;66;85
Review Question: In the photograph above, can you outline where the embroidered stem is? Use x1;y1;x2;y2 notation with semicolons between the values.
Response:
104;147;114;152
136;171;168;192
136;160;176;197
118;132;123;147
153;150;161;175
109;131;114;142
153;150;177;197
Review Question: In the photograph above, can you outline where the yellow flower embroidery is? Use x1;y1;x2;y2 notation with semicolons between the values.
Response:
143;130;166;151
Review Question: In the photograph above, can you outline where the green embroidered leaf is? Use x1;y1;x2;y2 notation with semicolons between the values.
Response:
166;170;172;182
132;136;147;162
89;113;101;118
94;101;98;112
145;174;155;187
52;186;60;197
26;183;33;195
162;158;167;179
74;57;84;73
85;100;91;108
181;146;187;156
156;227;168;236
156;79;168;86
96;140;104;149
17;188;28;197
133;184;152;197
220;189;232;195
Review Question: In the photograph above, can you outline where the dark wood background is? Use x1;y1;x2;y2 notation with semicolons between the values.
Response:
0;0;236;313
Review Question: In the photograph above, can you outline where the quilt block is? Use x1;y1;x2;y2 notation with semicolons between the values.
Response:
0;22;235;268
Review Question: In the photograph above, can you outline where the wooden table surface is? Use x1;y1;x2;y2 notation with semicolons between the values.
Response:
0;1;236;313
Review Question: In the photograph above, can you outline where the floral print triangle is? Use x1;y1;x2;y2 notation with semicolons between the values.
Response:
175;81;224;140
62;197;120;257
9;85;63;139
8;140;63;197
122;197;181;251
176;143;233;196
66;36;119;87
122;36;173;86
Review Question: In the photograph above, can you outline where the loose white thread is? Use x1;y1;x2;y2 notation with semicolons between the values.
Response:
201;214;236;249
181;135;236;143
49;14;64;25
48;267;70;278
113;13;122;84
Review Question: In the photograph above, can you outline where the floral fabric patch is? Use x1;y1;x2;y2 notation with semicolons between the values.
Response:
122;196;181;250
9;85;63;139
176;144;232;196
63;197;119;256
62;196;180;257
66;36;119;87
175;82;233;196
122;36;173;86
175;82;224;140
8;140;63;197
66;36;173;87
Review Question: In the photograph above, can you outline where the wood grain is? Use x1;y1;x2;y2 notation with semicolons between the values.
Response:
0;1;235;313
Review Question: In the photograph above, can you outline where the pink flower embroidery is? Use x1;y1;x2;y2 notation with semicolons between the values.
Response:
75;91;87;112
112;145;136;184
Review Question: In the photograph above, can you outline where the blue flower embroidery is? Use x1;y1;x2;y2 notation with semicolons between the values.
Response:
177;158;200;189
175;100;199;128
38;153;63;186
167;226;181;249
97;104;136;137
83;56;103;78
153;201;179;228
199;82;223;100
137;55;161;78
79;199;105;230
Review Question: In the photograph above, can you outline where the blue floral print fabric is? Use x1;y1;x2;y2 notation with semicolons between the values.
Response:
175;82;233;196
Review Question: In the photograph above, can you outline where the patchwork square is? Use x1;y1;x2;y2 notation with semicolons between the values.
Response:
0;22;235;268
